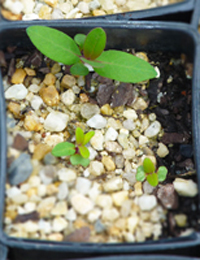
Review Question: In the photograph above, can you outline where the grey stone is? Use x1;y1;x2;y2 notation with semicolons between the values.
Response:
8;153;33;185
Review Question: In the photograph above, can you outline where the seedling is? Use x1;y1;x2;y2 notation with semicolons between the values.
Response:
26;26;157;83
52;127;95;167
136;157;168;187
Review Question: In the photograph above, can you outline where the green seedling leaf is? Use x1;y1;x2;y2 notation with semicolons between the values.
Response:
52;142;75;157
95;50;157;83
83;131;95;145
26;26;81;65
70;154;90;167
143;158;155;174
70;62;89;76
74;33;86;50
76;127;84;145
146;173;158;187
79;145;90;158
83;27;106;60
81;57;104;68
157;166;168;182
136;166;146;182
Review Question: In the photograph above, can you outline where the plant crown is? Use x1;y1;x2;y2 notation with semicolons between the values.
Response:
136;157;168;187
51;127;95;167
26;26;157;83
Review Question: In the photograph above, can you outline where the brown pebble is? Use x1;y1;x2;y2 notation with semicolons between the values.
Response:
43;73;56;86
14;211;40;223
1;8;22;20
64;227;91;242
12;134;28;151
157;184;179;209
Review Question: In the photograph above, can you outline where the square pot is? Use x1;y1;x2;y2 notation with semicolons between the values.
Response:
0;0;195;22
0;20;200;260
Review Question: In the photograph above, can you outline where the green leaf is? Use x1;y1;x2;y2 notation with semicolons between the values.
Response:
95;50;157;83
157;166;168;182
52;142;75;157
74;33;86;50
79;145;90;158
76;127;84;145
70;154;90;167
26;26;81;65
136;166;146;182
83;27;106;60
81;57;104;68
83;131;95;145
70;62;89;76
146;173;158;187
143;158;155;174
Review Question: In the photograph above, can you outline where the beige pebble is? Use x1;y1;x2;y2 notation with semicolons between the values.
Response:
58;168;77;182
112;191;128;206
71;194;94;215
43;73;56;86
174;214;187;227
24;67;36;76
157;142;169;158
51;63;61;74
11;68;27;84
37;196;56;217
96;194;113;209
102;156;116;171
126;216;139;233
134;182;143;196
7;101;21;118
133;97;148;111
44;0;58;8
100;104;114;115
47;233;64;241
51;201;68;216
32;143;52;160
88;161;105;176
24;111;43;131
61;74;76;88
104;177;123;192
38;5;52;19
102;208;120;222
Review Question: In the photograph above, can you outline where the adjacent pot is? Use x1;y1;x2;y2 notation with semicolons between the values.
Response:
0;20;200;260
0;0;196;22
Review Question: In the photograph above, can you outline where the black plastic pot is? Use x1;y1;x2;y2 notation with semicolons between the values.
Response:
0;244;7;260
0;0;196;22
0;20;200;260
68;256;200;260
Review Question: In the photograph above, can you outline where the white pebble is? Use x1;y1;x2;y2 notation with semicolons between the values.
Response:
89;0;101;10
58;168;77;182
105;127;118;141
144;121;161;138
51;201;68;216
102;208;119;222
156;142;169;158
23;221;39;233
87;114;107;129
87;208;102;223
65;208;77;221
30;95;44;110
77;1;90;13
44;111;69;132
4;0;23;14
127;216;139;233
61;89;76;106
5;84;28;100
173;178;198;197
38;219;52;234
90;130;104;151
75;177;92;195
138;195;157;211
57;182;68;200
104;177;123;192
52;217;68;232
